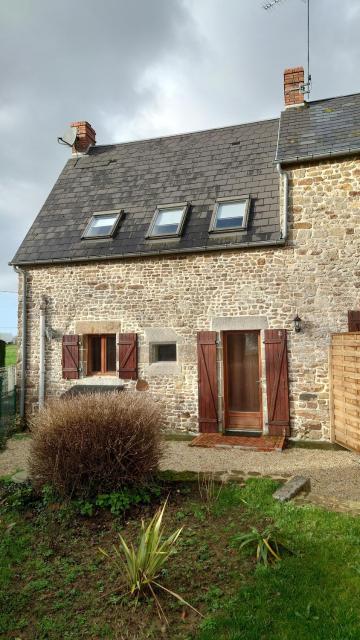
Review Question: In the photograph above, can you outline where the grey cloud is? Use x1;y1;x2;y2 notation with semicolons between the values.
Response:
1;0;359;294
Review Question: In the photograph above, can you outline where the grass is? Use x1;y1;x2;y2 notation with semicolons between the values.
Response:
1;477;360;639
5;344;17;367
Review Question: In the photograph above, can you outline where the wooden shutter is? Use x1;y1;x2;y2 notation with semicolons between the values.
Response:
118;333;137;380
62;335;80;380
264;329;290;436
197;331;218;433
348;311;360;332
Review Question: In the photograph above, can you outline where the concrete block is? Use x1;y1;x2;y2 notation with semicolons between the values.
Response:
273;475;311;502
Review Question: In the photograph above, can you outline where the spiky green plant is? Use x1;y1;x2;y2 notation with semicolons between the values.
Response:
99;500;202;622
231;525;289;566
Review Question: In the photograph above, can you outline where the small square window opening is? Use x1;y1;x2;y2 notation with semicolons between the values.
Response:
210;198;250;233
83;211;122;239
151;343;177;363
147;203;188;238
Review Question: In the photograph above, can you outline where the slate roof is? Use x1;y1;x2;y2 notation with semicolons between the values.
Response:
276;93;360;163
12;118;282;266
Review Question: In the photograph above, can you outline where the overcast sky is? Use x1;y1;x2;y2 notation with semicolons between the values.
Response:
0;0;359;336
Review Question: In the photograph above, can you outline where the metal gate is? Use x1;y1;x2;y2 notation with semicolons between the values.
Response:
330;333;360;452
0;365;17;441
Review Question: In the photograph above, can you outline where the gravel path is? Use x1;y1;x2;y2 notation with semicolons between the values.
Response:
1;436;360;503
161;442;360;502
0;436;31;477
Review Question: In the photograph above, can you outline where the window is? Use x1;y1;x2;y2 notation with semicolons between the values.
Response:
209;197;250;233
147;203;188;238
150;343;177;363
88;334;116;375
83;210;122;239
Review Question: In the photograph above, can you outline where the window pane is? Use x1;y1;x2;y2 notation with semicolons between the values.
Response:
91;336;102;372
227;332;260;412
152;208;183;236
215;201;246;230
85;215;118;237
153;343;177;362
106;335;116;372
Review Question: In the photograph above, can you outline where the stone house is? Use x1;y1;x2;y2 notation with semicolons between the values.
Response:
11;67;360;441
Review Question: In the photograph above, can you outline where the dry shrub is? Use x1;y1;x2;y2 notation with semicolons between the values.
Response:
29;392;163;497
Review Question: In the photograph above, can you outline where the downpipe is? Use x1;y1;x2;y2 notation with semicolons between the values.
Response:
13;266;27;418
276;163;289;241
39;295;47;409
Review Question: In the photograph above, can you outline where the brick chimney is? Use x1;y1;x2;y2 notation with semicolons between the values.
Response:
284;67;305;108
70;121;96;154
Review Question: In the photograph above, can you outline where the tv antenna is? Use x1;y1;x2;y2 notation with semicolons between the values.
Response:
57;126;77;147
263;0;311;97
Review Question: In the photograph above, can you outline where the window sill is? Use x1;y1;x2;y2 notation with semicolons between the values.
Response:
146;362;181;377
78;376;123;386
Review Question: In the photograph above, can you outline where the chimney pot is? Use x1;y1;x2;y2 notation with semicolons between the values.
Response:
70;121;96;154
283;67;305;108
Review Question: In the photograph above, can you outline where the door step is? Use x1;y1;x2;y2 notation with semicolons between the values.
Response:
190;433;286;452
225;430;262;438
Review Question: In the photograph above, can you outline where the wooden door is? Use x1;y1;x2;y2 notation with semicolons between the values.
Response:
197;332;218;432
223;331;262;430
348;311;360;332
264;329;290;436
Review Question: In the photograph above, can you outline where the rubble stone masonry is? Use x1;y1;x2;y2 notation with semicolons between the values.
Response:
18;157;360;439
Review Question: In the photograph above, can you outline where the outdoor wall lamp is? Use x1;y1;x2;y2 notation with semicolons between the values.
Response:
293;314;302;333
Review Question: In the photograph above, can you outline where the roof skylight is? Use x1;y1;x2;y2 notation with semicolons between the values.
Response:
147;203;188;238
83;211;122;239
209;197;250;233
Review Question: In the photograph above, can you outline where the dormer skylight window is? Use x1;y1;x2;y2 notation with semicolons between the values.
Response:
147;203;189;238
83;210;122;239
209;197;250;233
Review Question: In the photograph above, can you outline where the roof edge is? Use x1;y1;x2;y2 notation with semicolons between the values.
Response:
10;238;286;268
93;116;280;151
276;147;360;165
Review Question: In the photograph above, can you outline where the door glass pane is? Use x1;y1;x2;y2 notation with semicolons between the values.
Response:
227;332;260;412
91;336;101;372
106;335;116;372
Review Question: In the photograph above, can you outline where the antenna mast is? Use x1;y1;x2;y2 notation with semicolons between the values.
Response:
263;0;311;97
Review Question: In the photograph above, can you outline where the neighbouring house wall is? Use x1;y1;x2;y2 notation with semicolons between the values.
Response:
17;157;360;439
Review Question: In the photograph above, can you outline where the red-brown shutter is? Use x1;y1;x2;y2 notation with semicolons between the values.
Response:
62;335;80;380
197;331;218;433
118;333;137;380
264;329;290;436
348;311;360;332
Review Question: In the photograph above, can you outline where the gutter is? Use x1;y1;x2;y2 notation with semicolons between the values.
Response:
13;266;27;418
10;238;286;268
39;296;47;408
276;163;289;241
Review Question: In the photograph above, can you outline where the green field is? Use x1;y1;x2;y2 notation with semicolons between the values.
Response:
5;344;17;367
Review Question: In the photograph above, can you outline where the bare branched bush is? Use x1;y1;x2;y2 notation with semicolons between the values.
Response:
29;392;163;497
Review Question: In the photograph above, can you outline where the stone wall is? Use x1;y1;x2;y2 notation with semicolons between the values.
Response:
17;157;360;439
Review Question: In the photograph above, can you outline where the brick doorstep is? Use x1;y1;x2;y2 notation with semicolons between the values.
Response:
190;433;286;452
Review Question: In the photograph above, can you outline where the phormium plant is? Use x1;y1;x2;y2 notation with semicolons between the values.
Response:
99;500;202;623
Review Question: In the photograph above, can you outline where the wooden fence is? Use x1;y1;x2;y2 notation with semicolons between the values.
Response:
330;333;360;452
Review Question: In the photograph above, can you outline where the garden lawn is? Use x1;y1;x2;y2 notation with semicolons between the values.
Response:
1;476;360;640
5;344;17;367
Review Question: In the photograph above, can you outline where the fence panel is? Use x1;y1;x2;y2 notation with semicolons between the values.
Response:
0;365;17;439
330;333;360;452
